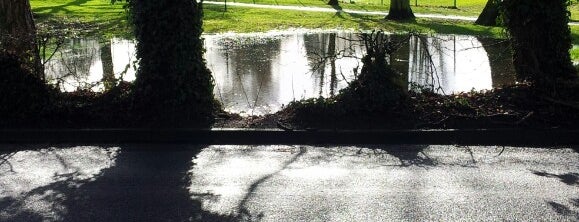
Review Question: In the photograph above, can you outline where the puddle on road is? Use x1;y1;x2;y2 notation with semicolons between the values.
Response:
43;31;515;115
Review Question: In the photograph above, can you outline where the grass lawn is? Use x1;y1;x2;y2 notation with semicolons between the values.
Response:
206;0;579;20
203;4;503;36
30;0;579;34
27;0;506;36
31;0;128;38
211;0;487;17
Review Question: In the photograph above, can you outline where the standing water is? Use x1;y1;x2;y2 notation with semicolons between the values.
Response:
43;31;515;115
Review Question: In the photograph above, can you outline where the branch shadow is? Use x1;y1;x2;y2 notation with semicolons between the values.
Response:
234;146;306;221
0;197;45;221
333;10;386;30
0;144;235;222
532;171;579;186
547;200;579;220
32;0;91;15
410;20;498;37
364;145;437;167
532;170;579;220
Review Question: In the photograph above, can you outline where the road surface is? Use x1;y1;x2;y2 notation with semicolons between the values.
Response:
1;144;578;221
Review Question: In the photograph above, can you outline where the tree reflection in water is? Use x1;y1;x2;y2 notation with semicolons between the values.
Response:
43;32;516;115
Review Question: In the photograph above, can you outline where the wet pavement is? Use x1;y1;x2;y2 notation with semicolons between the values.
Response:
1;145;578;221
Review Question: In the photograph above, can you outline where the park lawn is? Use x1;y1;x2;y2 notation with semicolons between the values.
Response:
31;0;128;37
205;0;579;19
28;0;503;36
203;4;503;36
212;0;488;17
28;0;579;45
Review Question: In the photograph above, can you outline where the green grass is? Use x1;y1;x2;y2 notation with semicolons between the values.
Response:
31;0;128;37
29;0;504;36
571;46;579;62
211;0;579;19
213;0;487;17
204;4;504;36
27;0;578;41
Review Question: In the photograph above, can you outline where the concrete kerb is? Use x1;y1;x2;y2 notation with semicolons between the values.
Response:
0;128;578;148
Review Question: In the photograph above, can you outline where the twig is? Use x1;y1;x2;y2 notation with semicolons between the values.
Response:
276;121;293;131
514;111;534;125
496;146;506;157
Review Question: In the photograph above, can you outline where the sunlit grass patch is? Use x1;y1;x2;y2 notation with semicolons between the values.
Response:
31;0;129;37
570;46;579;63
203;4;504;36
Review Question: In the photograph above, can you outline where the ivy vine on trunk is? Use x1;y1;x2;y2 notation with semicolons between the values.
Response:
114;0;219;127
501;0;577;95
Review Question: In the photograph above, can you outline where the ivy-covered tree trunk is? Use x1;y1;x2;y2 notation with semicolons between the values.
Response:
475;0;500;26
0;0;42;78
502;0;577;92
129;0;218;127
386;0;414;20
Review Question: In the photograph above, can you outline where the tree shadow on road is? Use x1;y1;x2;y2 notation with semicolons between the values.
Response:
356;145;437;167
234;146;307;222
532;171;579;186
380;145;436;167
0;144;235;222
532;170;579;220
547;200;579;220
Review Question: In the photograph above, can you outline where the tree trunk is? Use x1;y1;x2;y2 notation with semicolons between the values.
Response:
328;33;337;96
477;37;516;88
100;42;115;91
502;0;577;93
475;0;500;26
0;0;42;78
327;0;339;6
389;35;409;92
386;0;414;20
129;0;218;127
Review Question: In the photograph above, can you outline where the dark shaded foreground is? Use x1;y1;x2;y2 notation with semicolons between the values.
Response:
0;145;234;221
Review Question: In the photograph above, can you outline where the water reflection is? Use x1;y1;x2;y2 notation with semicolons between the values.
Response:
43;32;515;115
44;38;103;91
206;35;282;115
44;38;138;92
409;35;493;94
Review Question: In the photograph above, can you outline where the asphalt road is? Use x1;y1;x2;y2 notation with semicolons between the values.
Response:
1;144;578;221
